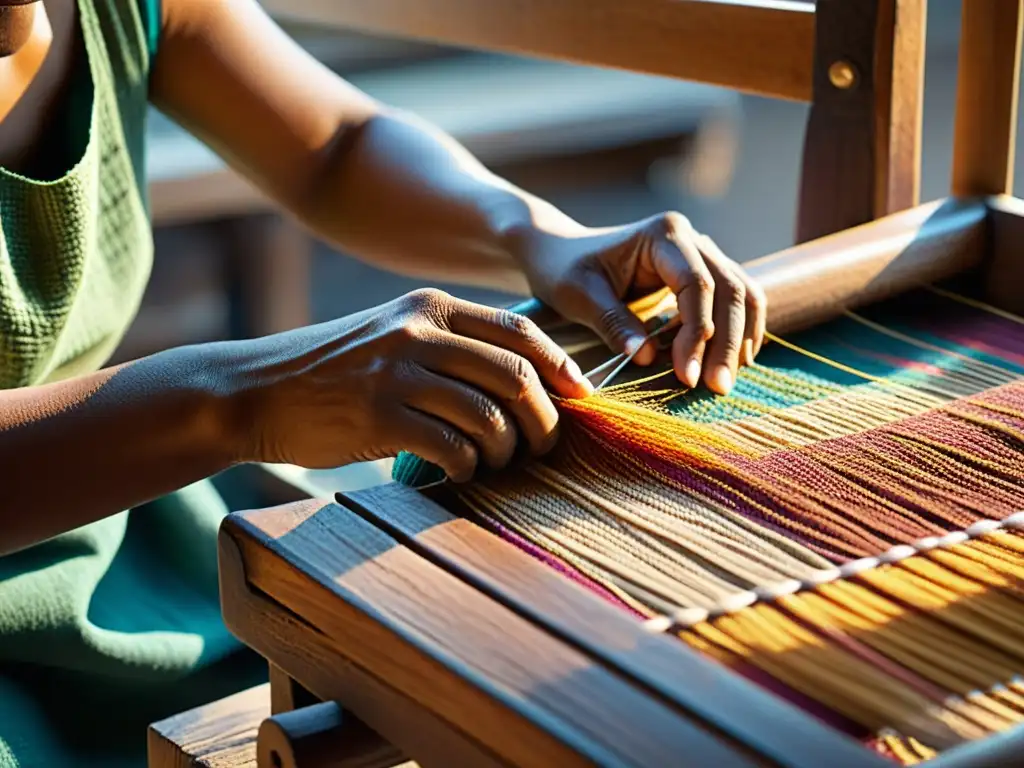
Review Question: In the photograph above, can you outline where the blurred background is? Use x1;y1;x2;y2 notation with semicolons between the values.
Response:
119;1;994;508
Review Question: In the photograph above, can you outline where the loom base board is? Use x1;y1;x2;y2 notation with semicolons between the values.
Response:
219;499;778;768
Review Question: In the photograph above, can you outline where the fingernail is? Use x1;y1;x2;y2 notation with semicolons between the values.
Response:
625;336;646;356
567;357;595;395
742;339;754;367
711;365;733;395
685;357;702;388
567;356;584;380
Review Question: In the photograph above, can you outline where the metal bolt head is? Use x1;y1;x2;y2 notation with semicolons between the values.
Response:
828;60;858;89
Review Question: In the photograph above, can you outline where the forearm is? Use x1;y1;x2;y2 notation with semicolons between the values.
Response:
294;109;589;292
0;344;242;555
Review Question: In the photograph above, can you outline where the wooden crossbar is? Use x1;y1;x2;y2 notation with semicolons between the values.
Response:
261;0;817;101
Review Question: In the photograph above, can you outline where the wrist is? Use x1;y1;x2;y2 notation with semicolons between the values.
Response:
491;191;589;271
152;341;261;468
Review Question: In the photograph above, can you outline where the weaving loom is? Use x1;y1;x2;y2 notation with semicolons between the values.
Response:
149;1;1024;767
394;283;1024;762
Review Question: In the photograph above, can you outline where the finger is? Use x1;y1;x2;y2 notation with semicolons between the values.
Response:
562;271;655;366
649;224;715;387
402;365;518;469
745;268;768;359
394;407;480;483
447;300;594;398
412;330;561;456
699;245;746;396
698;235;767;366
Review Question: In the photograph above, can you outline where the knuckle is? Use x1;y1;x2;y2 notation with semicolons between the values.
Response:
441;431;477;480
720;274;746;306
691;271;715;295
439;426;466;450
720;329;744;354
695;232;718;252
696;318;716;341
556;353;577;381
478;399;510;437
596;307;633;340
660;211;692;236
497;309;536;339
508;355;538;400
405;287;451;322
408;286;448;305
393;321;423;345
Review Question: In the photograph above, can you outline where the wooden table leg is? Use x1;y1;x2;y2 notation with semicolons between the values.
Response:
222;214;313;340
270;663;321;715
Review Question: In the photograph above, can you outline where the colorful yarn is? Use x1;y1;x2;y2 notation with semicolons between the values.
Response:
390;288;1024;762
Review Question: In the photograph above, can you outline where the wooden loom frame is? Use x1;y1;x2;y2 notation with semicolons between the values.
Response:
157;1;1024;766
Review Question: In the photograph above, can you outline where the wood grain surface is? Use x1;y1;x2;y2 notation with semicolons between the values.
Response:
221;501;768;767
261;0;817;101
796;0;925;242
339;483;885;768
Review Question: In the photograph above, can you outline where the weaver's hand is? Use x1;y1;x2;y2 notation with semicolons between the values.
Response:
513;213;766;395
239;289;592;481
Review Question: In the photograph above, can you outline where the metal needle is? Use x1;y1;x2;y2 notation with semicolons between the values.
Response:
587;315;679;391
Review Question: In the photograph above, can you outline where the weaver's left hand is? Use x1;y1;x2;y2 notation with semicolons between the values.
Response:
513;212;766;395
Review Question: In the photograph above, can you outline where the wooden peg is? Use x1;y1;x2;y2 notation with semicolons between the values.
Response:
257;701;407;768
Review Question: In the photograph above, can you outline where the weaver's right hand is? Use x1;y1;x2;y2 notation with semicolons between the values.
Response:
233;288;593;482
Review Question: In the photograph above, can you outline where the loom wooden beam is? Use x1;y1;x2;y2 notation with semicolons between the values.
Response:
259;0;816;101
795;0;926;242
926;722;1024;767
148;684;266;767
753;196;985;334
219;500;778;768
951;0;1024;198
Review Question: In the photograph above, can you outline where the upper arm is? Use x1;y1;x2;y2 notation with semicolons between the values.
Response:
150;0;380;208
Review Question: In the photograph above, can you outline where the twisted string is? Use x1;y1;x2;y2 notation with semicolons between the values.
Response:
681;529;1024;753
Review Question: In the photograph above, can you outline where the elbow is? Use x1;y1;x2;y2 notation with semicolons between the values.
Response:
292;105;388;226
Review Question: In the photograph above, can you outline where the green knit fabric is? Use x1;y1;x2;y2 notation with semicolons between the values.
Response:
0;1;263;766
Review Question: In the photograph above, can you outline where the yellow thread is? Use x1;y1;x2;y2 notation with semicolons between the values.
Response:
925;285;1024;325
763;332;883;381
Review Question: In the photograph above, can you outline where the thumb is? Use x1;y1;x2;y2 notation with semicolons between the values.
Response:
575;272;654;366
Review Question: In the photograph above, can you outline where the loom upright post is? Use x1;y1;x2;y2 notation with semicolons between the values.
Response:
950;1;1024;314
796;0;926;243
951;0;1024;197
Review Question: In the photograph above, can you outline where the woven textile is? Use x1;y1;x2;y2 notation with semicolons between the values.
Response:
393;288;1024;763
